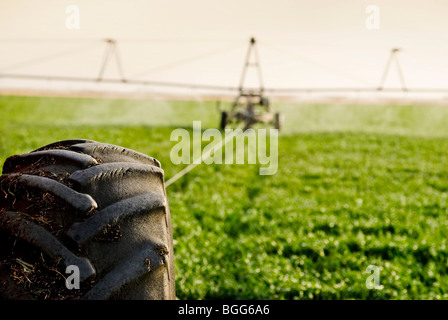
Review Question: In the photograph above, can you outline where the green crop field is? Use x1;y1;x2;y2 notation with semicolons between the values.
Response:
1;94;448;299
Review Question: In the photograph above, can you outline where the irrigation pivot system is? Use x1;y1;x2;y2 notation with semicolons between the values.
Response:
220;38;282;131
1;37;448;96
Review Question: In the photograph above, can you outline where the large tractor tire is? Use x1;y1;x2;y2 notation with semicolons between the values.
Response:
0;139;175;300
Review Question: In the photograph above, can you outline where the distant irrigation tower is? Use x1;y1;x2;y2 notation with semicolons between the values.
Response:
378;48;407;92
220;37;282;130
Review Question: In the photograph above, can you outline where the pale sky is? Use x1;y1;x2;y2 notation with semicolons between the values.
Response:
0;0;448;95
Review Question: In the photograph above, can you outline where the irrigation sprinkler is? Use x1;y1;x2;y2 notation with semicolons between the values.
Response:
220;38;283;131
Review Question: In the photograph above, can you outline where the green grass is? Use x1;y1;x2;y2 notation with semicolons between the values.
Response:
1;94;448;299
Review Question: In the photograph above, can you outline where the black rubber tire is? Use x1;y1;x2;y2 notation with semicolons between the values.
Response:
0;139;175;300
274;112;282;131
220;111;228;130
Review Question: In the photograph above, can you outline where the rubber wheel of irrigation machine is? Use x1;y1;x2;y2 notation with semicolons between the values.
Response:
0;139;175;300
274;112;283;131
220;111;228;130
